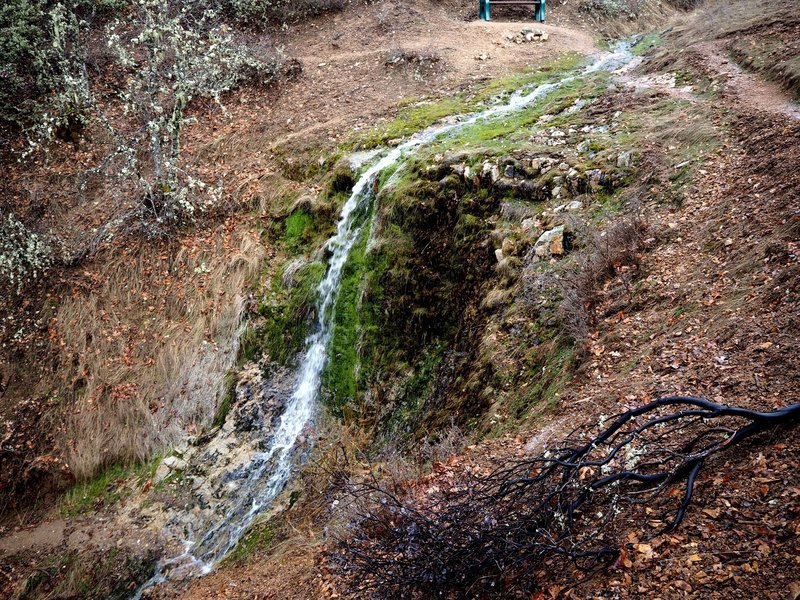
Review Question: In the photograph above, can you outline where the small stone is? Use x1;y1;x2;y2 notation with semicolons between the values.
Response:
504;164;516;178
617;151;632;168
551;186;562;198
521;218;537;232
490;164;501;183
554;200;583;213
163;456;187;472
153;464;170;485
495;248;504;262
567;168;579;179
559;162;570;171
540;32;549;41
564;200;583;211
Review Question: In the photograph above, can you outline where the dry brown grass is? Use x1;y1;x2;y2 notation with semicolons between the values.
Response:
681;0;799;38
56;225;266;480
559;211;649;343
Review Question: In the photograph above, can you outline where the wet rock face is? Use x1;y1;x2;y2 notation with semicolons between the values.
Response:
152;361;299;561
232;364;293;438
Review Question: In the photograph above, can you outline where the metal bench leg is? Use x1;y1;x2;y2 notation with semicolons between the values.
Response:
480;0;491;21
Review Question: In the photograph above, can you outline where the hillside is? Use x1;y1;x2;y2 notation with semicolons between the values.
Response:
1;0;798;598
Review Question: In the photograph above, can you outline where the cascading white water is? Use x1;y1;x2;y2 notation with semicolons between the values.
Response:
133;41;637;598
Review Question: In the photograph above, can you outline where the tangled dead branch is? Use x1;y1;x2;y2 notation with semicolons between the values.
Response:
329;396;800;598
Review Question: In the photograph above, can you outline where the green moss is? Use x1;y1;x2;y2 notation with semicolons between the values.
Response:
423;72;610;153
472;52;585;105
224;519;277;564
213;370;237;428
283;211;315;251
358;95;471;149
631;32;662;56
322;227;369;411
322;214;392;414
257;260;326;365
354;52;586;150
513;341;573;418
386;344;445;434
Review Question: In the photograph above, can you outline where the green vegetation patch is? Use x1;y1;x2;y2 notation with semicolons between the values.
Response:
12;547;155;600
354;52;586;150
631;32;662;56
213;370;238;428
253;259;326;365
61;458;159;517
322;222;390;413
283;210;315;251
223;519;277;564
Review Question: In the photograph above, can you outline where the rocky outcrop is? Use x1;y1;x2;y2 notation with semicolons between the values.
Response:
533;225;566;258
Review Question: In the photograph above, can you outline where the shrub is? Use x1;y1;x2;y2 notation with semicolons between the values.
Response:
0;0;98;130
0;213;53;292
0;0;47;125
207;0;347;26
99;0;283;228
558;212;648;343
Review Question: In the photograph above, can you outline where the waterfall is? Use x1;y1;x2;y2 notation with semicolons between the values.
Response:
132;41;636;598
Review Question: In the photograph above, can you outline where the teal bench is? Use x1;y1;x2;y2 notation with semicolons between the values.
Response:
479;0;546;22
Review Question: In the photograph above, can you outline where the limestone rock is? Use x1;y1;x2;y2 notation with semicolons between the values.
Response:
534;225;566;257
617;151;632;168
554;200;584;213
586;169;606;191
163;456;187;472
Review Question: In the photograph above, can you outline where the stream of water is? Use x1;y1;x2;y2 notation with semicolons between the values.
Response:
132;41;637;598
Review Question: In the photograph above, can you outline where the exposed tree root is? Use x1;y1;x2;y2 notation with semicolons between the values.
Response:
330;397;800;598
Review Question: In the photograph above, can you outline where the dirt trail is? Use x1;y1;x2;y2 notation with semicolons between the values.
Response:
697;41;800;119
